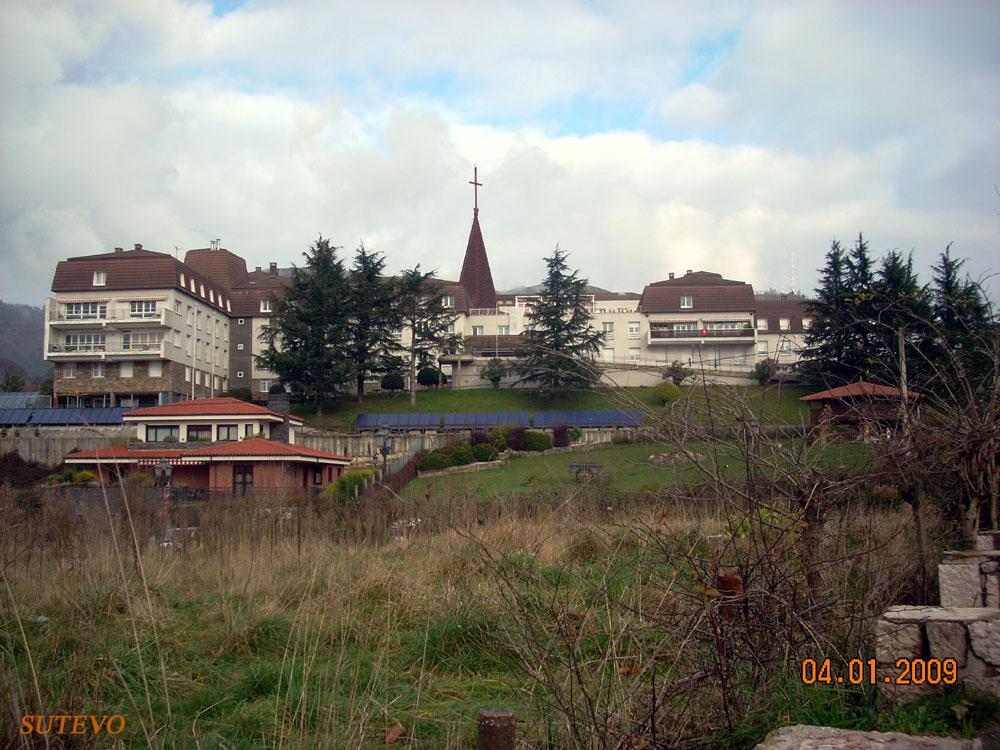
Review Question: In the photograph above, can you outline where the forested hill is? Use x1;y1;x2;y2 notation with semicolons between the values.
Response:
0;300;48;379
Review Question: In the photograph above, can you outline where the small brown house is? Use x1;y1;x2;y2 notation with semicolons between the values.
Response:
800;380;917;428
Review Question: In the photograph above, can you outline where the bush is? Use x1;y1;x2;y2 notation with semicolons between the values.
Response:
268;382;286;394
552;424;570;448
221;386;254;402
490;424;514;450
663;361;693;386
754;359;778;386
471;442;499;462
448;444;475;466
524;430;553;451
417;451;450;472
569;427;583;443
470;430;492;446
417;366;445;387
72;470;96;485
611;431;634;445
380;372;405;391
505;426;528;451
328;470;372;501
653;380;681;404
479;357;509;389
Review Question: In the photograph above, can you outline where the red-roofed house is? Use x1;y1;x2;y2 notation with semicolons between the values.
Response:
800;380;917;426
64;397;348;492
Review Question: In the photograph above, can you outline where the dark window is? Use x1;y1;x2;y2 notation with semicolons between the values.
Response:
313;467;323;485
186;425;212;442
218;424;238;441
233;464;253;495
147;425;179;442
245;424;254;437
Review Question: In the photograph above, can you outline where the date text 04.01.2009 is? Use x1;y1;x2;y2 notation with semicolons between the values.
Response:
800;658;958;686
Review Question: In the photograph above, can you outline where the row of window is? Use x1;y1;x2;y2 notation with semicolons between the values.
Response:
62;361;163;379
147;424;252;442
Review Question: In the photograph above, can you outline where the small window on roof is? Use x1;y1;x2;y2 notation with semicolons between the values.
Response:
93;271;106;286
180;273;186;286
200;284;206;298
680;295;693;309
260;299;272;313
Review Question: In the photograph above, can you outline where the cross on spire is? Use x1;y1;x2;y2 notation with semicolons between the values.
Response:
469;165;482;215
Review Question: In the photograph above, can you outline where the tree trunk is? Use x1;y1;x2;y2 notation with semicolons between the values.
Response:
315;391;323;416
902;482;931;603
409;350;417;407
356;373;364;403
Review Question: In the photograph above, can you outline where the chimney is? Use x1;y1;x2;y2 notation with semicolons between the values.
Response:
269;262;278;276
134;243;143;251
267;388;291;443
114;247;124;253
686;269;692;275
255;266;262;272
668;272;674;280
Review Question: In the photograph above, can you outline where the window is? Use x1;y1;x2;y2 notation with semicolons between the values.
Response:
233;464;253;496
122;331;162;351
147;425;179;442
120;361;134;378
472;325;484;336
442;295;454;308
92;363;105;378
63;332;105;351
602;348;615;362
260;380;271;393
209;290;215;303
628;321;640;338
445;322;455;334
245;424;255;437
218;424;239;441
180;273;186;286
757;319;768;331
680;295;693;309
237;318;244;325
64;302;106;320
129;301;157;318
93;271;106;286
63;362;77;379
260;300;272;313
237;343;245;351
757;341;769;355
602;321;614;339
186;425;212;441
313;467;323;485
802;317;812;330
236;371;244;378
779;340;791;354
498;325;510;335
628;347;641;363
673;322;696;331
779;318;790;331
149;361;163;378
194;370;201;385
200;284;206;298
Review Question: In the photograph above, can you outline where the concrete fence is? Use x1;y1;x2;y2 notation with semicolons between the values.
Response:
0;426;136;466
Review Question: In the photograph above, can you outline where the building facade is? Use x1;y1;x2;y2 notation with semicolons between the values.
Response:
44;201;810;403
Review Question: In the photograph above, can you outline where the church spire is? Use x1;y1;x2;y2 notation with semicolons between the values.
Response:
459;166;497;310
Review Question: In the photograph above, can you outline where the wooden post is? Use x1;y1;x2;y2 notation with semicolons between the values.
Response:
477;708;515;750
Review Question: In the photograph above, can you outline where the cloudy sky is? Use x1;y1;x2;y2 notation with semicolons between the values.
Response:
1;0;998;305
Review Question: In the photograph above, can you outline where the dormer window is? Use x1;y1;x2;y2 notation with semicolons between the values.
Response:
757;319;768;331
680;295;693;309
802;317;812;330
200;284;206;298
93;271;106;286
442;295;454;308
209;290;215;303
180;273;186;286
260;299;272;313
779;318;790;331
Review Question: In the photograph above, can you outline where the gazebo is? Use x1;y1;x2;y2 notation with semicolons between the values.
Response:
800;380;918;438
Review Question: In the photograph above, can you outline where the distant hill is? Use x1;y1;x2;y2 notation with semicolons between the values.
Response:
0;300;49;380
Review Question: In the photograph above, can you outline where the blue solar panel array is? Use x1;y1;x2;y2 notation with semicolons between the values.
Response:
0;392;50;409
355;409;641;431
0;407;129;427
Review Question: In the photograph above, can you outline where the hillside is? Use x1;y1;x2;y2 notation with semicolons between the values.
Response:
0;300;48;380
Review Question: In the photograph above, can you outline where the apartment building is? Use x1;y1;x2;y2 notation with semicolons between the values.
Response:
46;245;233;407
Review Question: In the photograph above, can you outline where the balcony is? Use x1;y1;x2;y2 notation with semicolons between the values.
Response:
648;327;756;345
48;339;167;360
47;300;174;328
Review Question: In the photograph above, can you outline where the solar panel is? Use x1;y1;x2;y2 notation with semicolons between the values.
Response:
415;413;441;428
0;409;32;426
443;413;464;428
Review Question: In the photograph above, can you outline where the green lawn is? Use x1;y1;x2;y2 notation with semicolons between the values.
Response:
404;439;873;502
295;384;814;431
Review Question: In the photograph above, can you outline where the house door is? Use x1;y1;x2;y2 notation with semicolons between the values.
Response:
233;464;254;495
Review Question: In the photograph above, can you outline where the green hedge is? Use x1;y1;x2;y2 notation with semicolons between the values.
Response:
523;430;553;451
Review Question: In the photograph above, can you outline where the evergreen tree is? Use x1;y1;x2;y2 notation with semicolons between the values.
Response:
843;233;879;376
257;237;351;414
397;267;459;406
802;240;855;384
345;244;401;402
871;250;933;385
518;247;605;392
930;245;995;386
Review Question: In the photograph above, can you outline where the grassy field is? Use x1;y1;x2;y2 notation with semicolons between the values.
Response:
2;488;994;749
294;384;814;431
405;440;875;501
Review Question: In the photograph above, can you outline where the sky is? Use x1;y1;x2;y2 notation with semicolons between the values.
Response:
1;0;998;305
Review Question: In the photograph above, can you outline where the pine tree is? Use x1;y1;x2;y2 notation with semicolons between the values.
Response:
518;247;605;393
930;245;995;386
843;232;879;377
802;240;855;384
871;250;933;385
346;244;401;402
257;237;351;414
397;267;459;406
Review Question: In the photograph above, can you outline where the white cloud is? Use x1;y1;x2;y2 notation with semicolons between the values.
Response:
0;0;997;306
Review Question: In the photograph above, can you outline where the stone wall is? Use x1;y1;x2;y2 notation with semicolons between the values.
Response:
0;426;136;466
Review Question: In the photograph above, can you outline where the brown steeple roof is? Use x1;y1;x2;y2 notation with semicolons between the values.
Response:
459;213;497;310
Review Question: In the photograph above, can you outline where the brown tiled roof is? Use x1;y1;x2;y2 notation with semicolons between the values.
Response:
183;248;249;289
435;279;470;313
123;397;301;423
65;437;349;463
754;297;810;334
459;214;497;309
593;291;641;301
462;334;528;351
52;247;231;313
640;271;755;314
800;381;915;402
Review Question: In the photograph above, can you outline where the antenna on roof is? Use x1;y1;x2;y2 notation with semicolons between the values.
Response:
788;250;796;294
173;245;180;258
